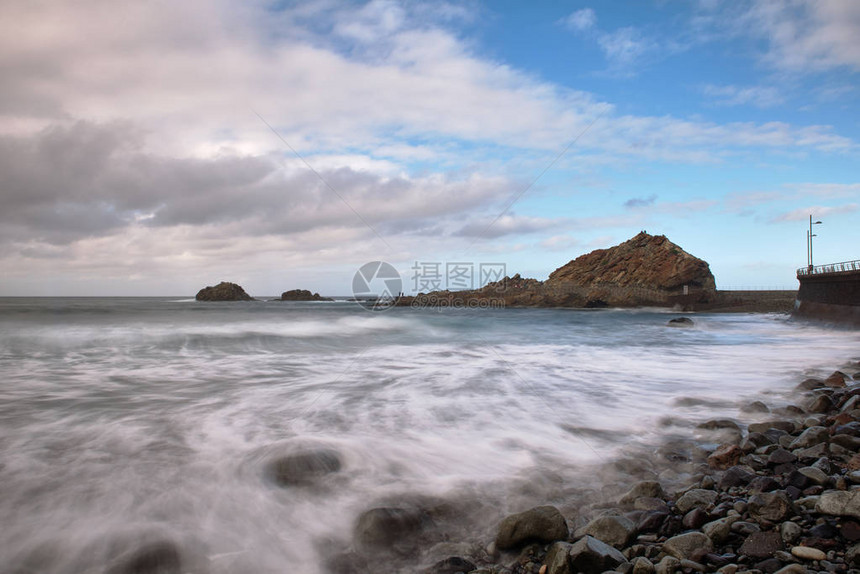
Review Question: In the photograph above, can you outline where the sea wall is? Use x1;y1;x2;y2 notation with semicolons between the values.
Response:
795;270;860;326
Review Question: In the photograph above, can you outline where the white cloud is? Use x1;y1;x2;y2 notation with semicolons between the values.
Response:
597;27;659;71
771;203;858;223
561;8;597;32
744;0;860;72
701;84;784;108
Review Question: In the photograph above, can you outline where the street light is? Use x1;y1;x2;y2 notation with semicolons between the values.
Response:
808;214;822;270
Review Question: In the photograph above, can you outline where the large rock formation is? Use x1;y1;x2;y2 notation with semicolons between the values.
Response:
280;289;333;302
399;232;716;309
195;281;254;301
544;232;716;307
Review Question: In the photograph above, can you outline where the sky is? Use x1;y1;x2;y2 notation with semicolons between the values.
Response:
1;0;858;296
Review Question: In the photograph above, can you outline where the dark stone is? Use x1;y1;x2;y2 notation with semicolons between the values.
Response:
682;508;709;530
835;422;860;437
748;491;793;523
568;536;627;574
195;281;254;301
767;448;797;466
280;289;333;301
748;476;780;493
324;551;369;574
739;531;784;559
495;505;569;550
754;558;783;574
741;401;771;414
842;520;860;542
668;317;694;327
430;556;477;574
746;432;775;448
786;470;810;490
354;506;430;549
772;462;797;476
105;541;183;574
785;485;802;500
831;434;860;450
807;394;834;414
808;521;839;539
797;378;825;390
636;511;668;533
266;449;342;486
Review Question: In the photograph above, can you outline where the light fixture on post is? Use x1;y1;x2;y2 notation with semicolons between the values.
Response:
808;214;822;270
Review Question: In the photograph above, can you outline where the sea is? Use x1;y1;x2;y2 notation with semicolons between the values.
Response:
1;297;858;573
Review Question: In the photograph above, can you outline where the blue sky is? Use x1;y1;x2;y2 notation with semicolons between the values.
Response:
0;0;857;295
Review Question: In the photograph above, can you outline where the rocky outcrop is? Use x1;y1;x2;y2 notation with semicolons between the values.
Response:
195;281;254;301
280;289;332;302
400;232;717;309
544;232;716;307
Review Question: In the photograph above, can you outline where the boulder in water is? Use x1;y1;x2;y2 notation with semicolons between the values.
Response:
280;289;333;301
668;317;694;327
266;448;342;486
353;506;431;549
195;281;254;301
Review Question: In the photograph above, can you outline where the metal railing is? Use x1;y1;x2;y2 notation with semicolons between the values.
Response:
797;259;860;276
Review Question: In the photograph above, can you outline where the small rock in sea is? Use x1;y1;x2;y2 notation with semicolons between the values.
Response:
582;514;636;548
807;394;834;413
796;378;825;390
568;536;627;573
741;400;770;414
791;545;827;561
195;281;254;301
104;541;184;574
667;317;694;327
825;371;848;388
354;506;429;549
495;505;569;550
662;531;713;560
739;531;784;559
265;448;342;486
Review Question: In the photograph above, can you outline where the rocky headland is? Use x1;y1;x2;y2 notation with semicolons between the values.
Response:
316;359;860;574
194;281;254;301
279;289;333;302
398;232;796;313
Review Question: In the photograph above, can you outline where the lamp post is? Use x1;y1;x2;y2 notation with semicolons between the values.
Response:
808;215;822;271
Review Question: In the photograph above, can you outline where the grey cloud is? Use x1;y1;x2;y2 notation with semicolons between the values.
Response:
624;194;657;209
0;121;516;250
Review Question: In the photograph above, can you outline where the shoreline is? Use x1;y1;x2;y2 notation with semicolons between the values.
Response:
329;355;860;574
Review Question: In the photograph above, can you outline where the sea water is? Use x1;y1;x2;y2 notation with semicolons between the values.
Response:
1;297;858;572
